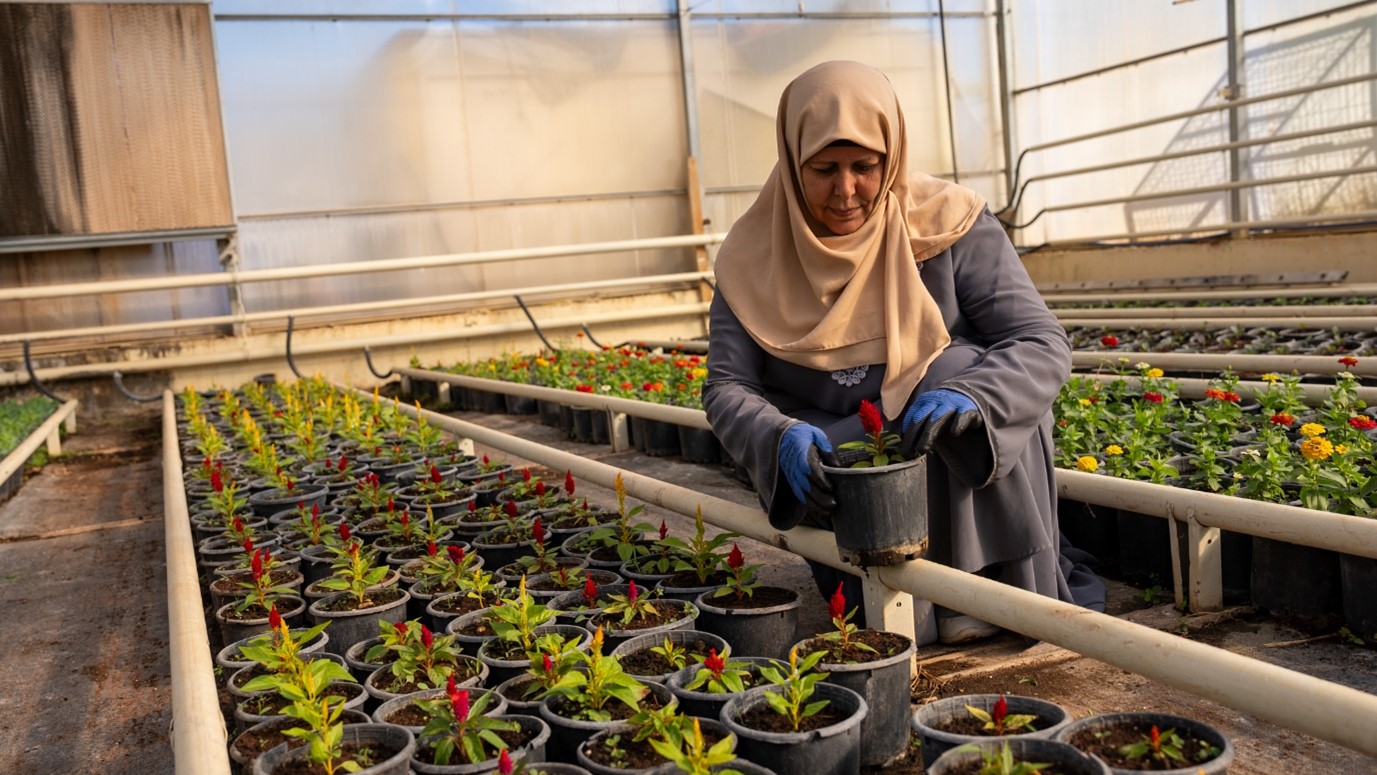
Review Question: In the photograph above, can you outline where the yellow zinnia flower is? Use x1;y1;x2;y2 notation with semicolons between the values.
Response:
1335;443;1349;455
1261;373;1281;383
1079;398;1093;407
1146;368;1164;379
690;367;708;380
1300;437;1334;461
1299;423;1326;438
1105;445;1124;456
1076;456;1099;472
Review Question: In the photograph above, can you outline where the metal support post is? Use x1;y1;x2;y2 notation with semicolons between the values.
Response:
1188;512;1224;612
437;383;451;407
46;426;61;458
860;570;918;641
1225;0;1248;236
609;411;631;452
218;235;248;338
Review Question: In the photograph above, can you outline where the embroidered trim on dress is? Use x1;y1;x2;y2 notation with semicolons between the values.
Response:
830;365;869;387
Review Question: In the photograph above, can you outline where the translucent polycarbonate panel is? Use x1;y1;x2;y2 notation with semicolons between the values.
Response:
1242;0;1367;30
1011;45;1229;244
690;0;987;13
216;19;685;216
1010;0;1224;91
689;16;1002;199
233;193;692;313
213;1;674;16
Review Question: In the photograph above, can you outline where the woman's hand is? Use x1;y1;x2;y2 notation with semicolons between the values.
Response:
901;389;983;458
778;423;837;511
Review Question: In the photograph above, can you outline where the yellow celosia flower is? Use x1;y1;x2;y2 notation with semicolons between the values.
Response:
1299;423;1326;438
1261;373;1281;383
1146;368;1164;379
1300;437;1334;461
1105;445;1124;456
1076;456;1099;472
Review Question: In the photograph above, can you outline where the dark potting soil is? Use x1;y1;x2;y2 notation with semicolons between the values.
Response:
798;629;910;662
458;510;503;525
221;602;276;622
549;693;662;723
313;586;405;612
588;545;630;563
477;531;532;547
433;591;500;615
551;513;612;531
229;662;269;690
1065;724;1224;770
663;569;730;589
372;661;480;694
529;570;617;593
269;740;406;775
591;602;691;632
454;619;495;637
487;639;532;661
414;724;538;765
387;544;428;561
737;702;849;734
581;725;729;770
707;585;797;610
618;638;719;677
231;717;303;760
378;700;433;728
498;674;540;702
938;715;1052;737
212;568;300;594
943;760;1073;775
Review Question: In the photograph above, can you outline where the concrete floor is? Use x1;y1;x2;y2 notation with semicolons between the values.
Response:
0;396;1373;773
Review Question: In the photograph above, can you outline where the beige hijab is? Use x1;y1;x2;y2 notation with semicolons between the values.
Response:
714;60;986;420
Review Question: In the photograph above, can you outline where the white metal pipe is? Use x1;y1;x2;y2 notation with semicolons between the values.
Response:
0;271;711;345
1071;351;1377;377
0;304;709;387
1058;304;1377;319
1043;283;1377;305
161;391;233;775
1058;469;1377;560
359;385;1377;758
1034;209;1377;248
876;560;1377;758
0;400;77;485
1079;372;1377;404
0;234;728;302
1061;315;1377;331
394;368;713;430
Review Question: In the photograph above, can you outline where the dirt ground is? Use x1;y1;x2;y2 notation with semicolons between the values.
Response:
1;393;1375;773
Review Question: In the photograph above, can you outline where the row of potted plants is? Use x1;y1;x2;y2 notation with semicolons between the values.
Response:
1068;325;1377;357
1048;293;1376;310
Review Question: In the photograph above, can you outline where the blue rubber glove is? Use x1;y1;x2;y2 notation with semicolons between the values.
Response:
900;388;983;458
778;423;837;511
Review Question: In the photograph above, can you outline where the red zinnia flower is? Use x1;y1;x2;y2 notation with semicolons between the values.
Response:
727;543;744;570
704;648;725;676
575;384;594;393
1224;391;1241;403
857;399;883;436
1270;413;1295;426
829;582;846;622
1142;392;1163;404
498;749;514;775
1205;388;1224;400
1349;416;1377;431
1100;335;1118;347
564;471;575;496
643;382;654;392
450;688;469;723
1339;356;1359;367
268;604;282;632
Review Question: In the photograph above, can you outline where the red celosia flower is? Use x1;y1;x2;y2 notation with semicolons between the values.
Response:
387;496;395;512
430;465;442;484
420;624;433;649
1350;416;1377;431
829;582;846;622
1339;356;1359;367
532;517;545;546
268;604;282;632
339;522;351;542
703;648;725;676
394;621;409;638
523;468;532;483
450;688;469;723
504;500;519;520
468;500;478;512
497;472;506;483
233;516;245;535
285;479;295;493
1150;724;1161;750
243;536;254;554
628;579;639;603
1100;335;1119;347
427;540;438;556
311;502;319;517
659;519;668;542
542;652;554;673
857;399;883;436
582;576;598;605
727;543;744;570
993;695;1008;728
338;456;349;472
447;674;458;695
211;468;223;493
1271;413;1295;426
564;471;575;496
535;481;547;498
482;455;490;465
497;749;513;775
251;548;265;580
448;545;466;564
400;512;409;528
1142;392;1164;404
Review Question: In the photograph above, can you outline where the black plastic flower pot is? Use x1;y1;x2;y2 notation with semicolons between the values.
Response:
247;482;330;518
537;399;563;427
591;601;699;652
1251;536;1341;621
504;392;539;415
1054;711;1235;774
216;595;307;645
363;654;486;714
235;679;366;734
798;633;915;768
372;686;509;736
479;623;592;688
1115;509;1175;587
1341;553;1377;641
570;406;596;444
344;637;390;683
911;693;1073;769
928;738;1111;775
609;628;729;684
216;627;329;677
589;410;611;445
720;682;867;775
559;404;577;440
252;722;415;775
676;424;722;464
411;713;551;774
539;679;678;764
577;719;734;775
646;760;775;775
692;587;801;661
1057;498;1120;577
663;657;784;720
820;455;928;567
495;673;546;718
638;419;682;457
307;587;411;657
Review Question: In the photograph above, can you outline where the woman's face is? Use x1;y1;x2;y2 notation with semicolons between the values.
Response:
799;146;885;236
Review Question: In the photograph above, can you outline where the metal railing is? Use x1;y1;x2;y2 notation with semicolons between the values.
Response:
0;400;77;487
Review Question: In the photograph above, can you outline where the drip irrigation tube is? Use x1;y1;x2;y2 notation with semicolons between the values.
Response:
1072;351;1377;377
1061;316;1377;331
1077;372;1377;404
1042;282;1377;306
344;383;1377;759
1057;304;1377;319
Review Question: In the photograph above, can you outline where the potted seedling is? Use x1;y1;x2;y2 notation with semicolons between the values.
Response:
590;579;698;649
611;630;730;685
363;620;486;706
308;535;411;656
656;507;736;602
912;693;1074;769
664;650;783;722
694;543;801;661
1054;712;1233;774
479;577;591;687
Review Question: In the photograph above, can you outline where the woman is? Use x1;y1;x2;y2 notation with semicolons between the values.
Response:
703;61;1103;645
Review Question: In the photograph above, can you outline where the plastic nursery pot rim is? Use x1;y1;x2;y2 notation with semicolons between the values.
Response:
794;631;916;674
693;586;802;616
1052;710;1236;775
721;682;868;742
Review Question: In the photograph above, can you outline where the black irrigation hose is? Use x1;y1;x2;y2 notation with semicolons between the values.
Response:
363;347;394;380
284;316;304;379
21;341;67;403
112;371;162;403
513;295;557;352
580;324;607;350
